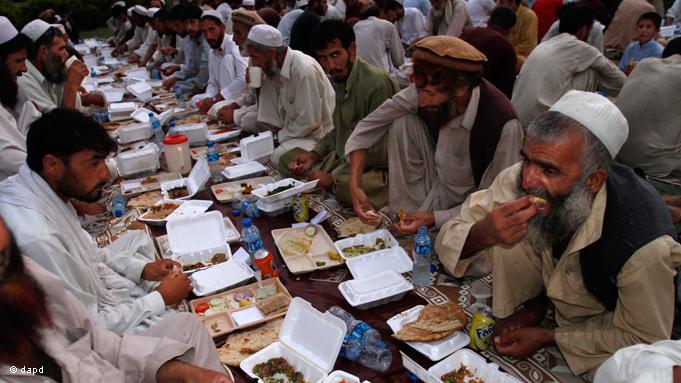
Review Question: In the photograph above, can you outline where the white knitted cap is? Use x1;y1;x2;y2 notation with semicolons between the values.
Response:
201;9;225;24
549;90;629;158
0;16;18;45
242;0;256;6
295;0;309;8
21;19;52;42
112;1;126;9
247;24;283;47
133;5;148;17
147;7;160;18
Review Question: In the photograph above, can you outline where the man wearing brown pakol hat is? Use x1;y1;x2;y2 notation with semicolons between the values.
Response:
345;35;523;234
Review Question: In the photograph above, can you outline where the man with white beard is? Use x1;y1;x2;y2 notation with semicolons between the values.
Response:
434;90;681;379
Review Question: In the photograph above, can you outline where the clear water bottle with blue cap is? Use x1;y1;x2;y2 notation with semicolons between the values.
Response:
96;48;105;65
241;196;260;218
206;141;221;182
100;111;110;123
92;112;101;123
242;217;263;268
174;84;185;108
149;113;164;149
90;67;96;78
111;192;126;218
412;226;432;286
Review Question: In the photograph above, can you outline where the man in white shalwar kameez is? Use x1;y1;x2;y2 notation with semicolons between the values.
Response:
129;7;160;64
245;25;335;164
0;109;193;335
0;218;232;383
195;10;247;115
353;3;404;76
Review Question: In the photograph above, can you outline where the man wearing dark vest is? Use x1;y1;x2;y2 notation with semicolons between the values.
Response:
344;36;523;234
435;90;681;379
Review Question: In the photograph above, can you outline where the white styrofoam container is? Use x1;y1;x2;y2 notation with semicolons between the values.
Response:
167;211;231;268
93;65;110;75
128;81;153;102
118;122;152;144
240;297;346;383
116;143;160;178
166;199;213;221
252;178;319;204
400;351;430;383
190;259;254;296
428;349;521;383
660;25;676;38
108;101;137;121
221;161;267;180
386;305;469;362
256;198;292;217
125;67;149;81
131;107;159;124
207;127;242;142
171;122;208;147
101;87;125;103
239;131;274;162
345;247;413;279
323;371;360;383
334;229;401;261
138;199;185;226
161;158;210;200
338;269;413;310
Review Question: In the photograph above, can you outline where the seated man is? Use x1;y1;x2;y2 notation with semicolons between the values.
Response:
16;20;104;115
353;1;404;76
604;0;656;51
0;108;192;335
512;3;625;128
424;0;471;37
381;1;426;46
113;5;149;57
195;10;247;114
616;38;681;178
279;20;398;207
595;340;681;383
435;90;681;378
497;0;537;71
162;4;210;94
618;12;664;75
244;24;335;164
0;217;231;383
345;36;523;234
129;7;160;65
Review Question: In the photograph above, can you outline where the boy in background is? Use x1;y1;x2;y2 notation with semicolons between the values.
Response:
619;12;664;75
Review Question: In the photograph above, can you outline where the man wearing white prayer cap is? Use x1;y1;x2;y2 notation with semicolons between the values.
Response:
435;90;681;379
195;9;247;114
242;0;256;10
113;4;150;56
124;7;161;63
16;20;103;115
108;1;131;46
233;24;334;165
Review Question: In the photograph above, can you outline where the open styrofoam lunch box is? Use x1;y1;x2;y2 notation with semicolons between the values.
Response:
322;371;360;383
128;81;153;102
118;122;152;144
387;305;469;362
345;247;413;279
428;349;522;383
252;178;319;204
160;159;210;200
257;198;292;217
138;199;186;226
190;259;254;296
131;107;159;124
239;131;274;162
221;161;268;181
108;101;137;121
166;210;232;274
100;87;125;103
334;229;402;261
139;199;214;226
338;269;413;310
240;297;347;383
207;125;241;142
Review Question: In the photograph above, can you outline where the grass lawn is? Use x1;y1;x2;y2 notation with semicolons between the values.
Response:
80;26;112;40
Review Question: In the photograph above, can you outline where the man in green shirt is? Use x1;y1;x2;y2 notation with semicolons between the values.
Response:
279;19;398;208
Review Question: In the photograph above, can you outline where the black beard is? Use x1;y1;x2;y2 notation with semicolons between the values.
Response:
43;53;67;84
0;62;18;109
417;99;454;131
57;169;105;203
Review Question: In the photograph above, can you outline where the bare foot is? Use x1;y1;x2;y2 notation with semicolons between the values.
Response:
493;295;547;338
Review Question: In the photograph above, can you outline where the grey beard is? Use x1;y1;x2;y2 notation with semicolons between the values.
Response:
264;61;280;78
44;56;67;84
518;174;594;254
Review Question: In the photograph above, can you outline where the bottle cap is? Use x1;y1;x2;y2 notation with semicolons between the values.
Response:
243;217;251;227
232;209;241;216
417;226;428;235
147;112;153;117
207;141;214;148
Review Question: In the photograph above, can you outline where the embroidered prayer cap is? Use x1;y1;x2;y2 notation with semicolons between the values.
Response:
147;7;160;18
112;1;126;9
21;19;54;42
247;24;283;47
232;8;266;26
201;9;225;24
242;0;256;6
133;5;148;17
412;36;487;73
0;16;18;45
549;90;629;158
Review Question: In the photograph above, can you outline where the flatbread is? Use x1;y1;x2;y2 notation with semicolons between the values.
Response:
218;318;283;366
126;191;163;209
393;302;468;342
339;217;379;237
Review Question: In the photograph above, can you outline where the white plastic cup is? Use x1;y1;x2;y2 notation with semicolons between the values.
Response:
248;66;262;88
65;55;79;70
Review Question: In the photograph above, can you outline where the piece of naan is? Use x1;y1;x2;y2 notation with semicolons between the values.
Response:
126;191;163;209
393;301;468;342
339;217;379;237
218;318;283;366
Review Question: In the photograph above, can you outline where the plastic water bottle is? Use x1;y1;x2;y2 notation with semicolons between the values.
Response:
358;344;392;372
100;111;110;122
96;48;105;65
149;113;164;149
90;67;96;78
412;226;432;286
242;218;263;268
174;84;185;108
206;141;222;183
241;196;261;218
111;192;126;218
92;112;101;123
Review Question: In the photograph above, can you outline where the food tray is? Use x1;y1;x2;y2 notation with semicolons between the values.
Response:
271;225;344;275
166;211;231;272
338;269;413;310
428;349;522;383
165;199;213;221
240;297;346;383
120;172;182;196
386;305;469;361
190;259;254;296
323;371;361;383
222;161;268;181
345;247;413;279
207;125;242;142
257;199;292;217
138;199;185;226
190;277;293;338
190;142;239;160
211;176;276;203
156;216;240;259
252;178;319;204
334;229;401;261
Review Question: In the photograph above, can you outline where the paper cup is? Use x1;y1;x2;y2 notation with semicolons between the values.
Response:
65;55;79;69
248;66;262;88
